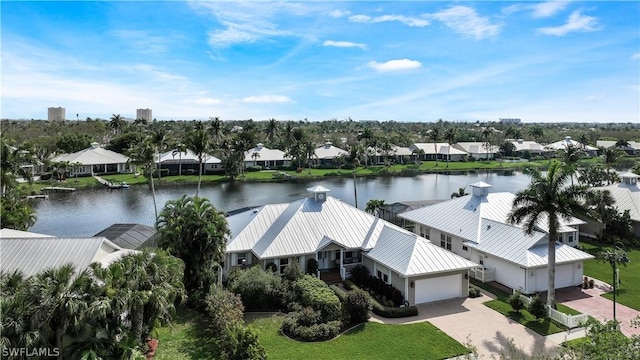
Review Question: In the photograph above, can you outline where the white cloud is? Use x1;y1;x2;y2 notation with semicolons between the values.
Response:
329;9;350;18
632;53;640;60
503;2;570;18
110;30;175;55
348;14;429;27
367;59;422;72
242;95;292;103
429;6;501;40
323;40;367;50
537;10;600;36
192;97;222;105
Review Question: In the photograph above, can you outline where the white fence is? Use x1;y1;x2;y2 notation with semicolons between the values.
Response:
514;292;588;329
469;267;496;283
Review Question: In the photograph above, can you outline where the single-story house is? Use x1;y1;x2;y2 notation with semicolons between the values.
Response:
453;142;500;160
546;136;598;157
224;186;477;304
244;143;291;169
94;223;158;249
371;145;413;165
582;173;640;238
511;139;548;156
378;200;445;229
409;143;468;162
51;142;131;175
0;228;139;277
314;142;349;166
596;140;640;156
157;149;223;175
398;182;593;294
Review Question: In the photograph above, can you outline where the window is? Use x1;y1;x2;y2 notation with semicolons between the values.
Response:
446;236;452;250
279;258;289;273
377;270;382;278
383;274;389;283
237;253;247;265
420;226;430;239
568;235;574;243
462;245;468;251
441;234;452;250
440;234;446;248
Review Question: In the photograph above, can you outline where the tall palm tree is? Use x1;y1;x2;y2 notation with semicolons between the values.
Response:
127;137;159;222
528;125;544;143
600;146;625;184
508;162;590;308
185;121;210;196
304;141;316;174
150;128;168;182
558;144;585;185
265;118;279;145
586;190;616;242
1;137;34;196
444;128;457;168
481;127;493;161
172;143;187;176
346;145;363;208
109;114;126;136
428;125;441;166
280;121;296;153
208;117;224;149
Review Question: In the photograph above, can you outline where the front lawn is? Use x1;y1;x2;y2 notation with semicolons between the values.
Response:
580;240;640;311
155;306;218;360
245;313;468;360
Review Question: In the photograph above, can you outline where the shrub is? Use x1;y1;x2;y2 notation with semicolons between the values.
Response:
528;294;547;319
228;266;284;310
306;258;318;275
292;275;342;322
281;309;342;342
205;285;245;334
588;279;595;289
508;291;525;313
342;279;355;291
265;262;277;272
583;276;589;289
468;286;481;298
283;262;302;281
219;325;267;360
344;289;371;324
329;284;347;302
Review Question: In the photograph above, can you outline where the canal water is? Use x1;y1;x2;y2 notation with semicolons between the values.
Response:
31;170;532;237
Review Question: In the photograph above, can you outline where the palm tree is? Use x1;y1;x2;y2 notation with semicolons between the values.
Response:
185;121;211;196
365;199;385;215
109;114;126;136
578;133;590;149
150;128;168;182
600;146;625;184
304;141;316;174
280;121;296;153
265;118;279;145
586;190;616;242
428;125;441;166
481;127;493;161
450;187;468;198
172;143;187;176
558;143;585;185
1;137;34;196
346;145;363;208
411;148;425;166
208;117;224;149
528;125;544;143
127;137;159;222
508;162;591;308
444;128;457;168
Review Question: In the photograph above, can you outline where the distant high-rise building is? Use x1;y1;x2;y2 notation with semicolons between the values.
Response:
48;107;65;121
499;118;521;124
136;108;152;122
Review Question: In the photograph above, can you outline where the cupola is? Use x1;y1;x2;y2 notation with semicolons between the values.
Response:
620;172;639;185
307;185;330;202
469;181;492;196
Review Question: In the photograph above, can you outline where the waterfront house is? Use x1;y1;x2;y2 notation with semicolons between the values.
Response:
224;186;477;304
510;139;548;157
157;149;222;175
409;143;468;162
453;142;500;160
398;182;593;294
546;136;598;157
0;228;138;276
51;142;130;175
314;142;349;166
94;223;158;250
244;143;290;169
597;140;640;156
582;173;640;238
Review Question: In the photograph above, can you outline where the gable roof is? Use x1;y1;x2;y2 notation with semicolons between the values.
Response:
244;144;288;162
410;143;468;155
593;181;640;222
94;223;157;249
157;149;221;164
511;140;547;153
0;228;53;238
51;143;129;165
314;142;348;159
546;136;598;151
454;142;500;155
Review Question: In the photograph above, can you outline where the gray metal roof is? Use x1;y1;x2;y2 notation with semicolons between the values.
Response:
94;223;157;250
593;182;640;222
51;143;129;165
1;237;106;277
0;228;53;238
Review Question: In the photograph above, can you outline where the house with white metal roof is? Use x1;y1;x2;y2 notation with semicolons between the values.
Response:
546;136;598;157
157;149;222;175
51;142;130;175
225;186;477;304
596;140;640;156
244;143;291;169
313;142;349;166
583;173;640;238
453;142;500;160
398;182;593;294
511;139;548;156
0;229;139;277
409;143;468;162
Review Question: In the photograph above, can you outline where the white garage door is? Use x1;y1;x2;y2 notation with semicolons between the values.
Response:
555;264;576;289
415;274;462;304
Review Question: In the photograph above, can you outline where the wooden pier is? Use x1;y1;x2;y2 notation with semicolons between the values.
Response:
41;186;76;193
93;175;129;189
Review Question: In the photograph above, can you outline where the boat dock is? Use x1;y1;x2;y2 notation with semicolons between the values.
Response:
41;186;76;193
26;194;49;200
93;175;129;189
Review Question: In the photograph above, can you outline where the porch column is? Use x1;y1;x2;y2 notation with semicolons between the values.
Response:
404;277;409;304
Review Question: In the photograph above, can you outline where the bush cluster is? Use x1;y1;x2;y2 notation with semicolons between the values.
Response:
218;325;267;360
343;289;372;324
507;291;525;313
292;275;342;322
281;308;342;342
364;276;404;306
228;265;286;310
205;285;245;333
468;286;482;298
528;294;547;319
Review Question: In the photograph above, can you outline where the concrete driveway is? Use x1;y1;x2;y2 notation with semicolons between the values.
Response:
370;292;560;359
556;279;640;337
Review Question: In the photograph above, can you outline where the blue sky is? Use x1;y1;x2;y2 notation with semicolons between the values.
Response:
1;1;638;123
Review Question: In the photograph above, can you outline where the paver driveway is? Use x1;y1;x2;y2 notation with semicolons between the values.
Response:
370;292;560;359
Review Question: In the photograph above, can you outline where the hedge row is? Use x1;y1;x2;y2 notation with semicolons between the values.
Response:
346;282;418;318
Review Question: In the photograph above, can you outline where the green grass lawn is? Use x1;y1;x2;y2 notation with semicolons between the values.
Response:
580;240;640;311
245;313;469;360
155;306;218;360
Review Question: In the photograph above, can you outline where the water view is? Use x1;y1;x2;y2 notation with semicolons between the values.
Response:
31;171;532;237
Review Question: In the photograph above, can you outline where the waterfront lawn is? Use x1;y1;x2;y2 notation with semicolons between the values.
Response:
580;241;640;311
245;313;468;360
155;306;219;360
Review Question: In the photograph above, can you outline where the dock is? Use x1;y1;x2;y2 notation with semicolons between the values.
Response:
41;187;76;193
26;194;49;200
93;175;129;189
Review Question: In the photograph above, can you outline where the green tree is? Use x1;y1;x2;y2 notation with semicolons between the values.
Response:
185;121;211;196
55;133;92;153
156;196;230;301
428;125;441;166
481;127;493;161
264;118;279;145
108;114;126;136
150;128;168;182
208;116;225;149
365;199;385;215
444;127;457;168
528;125;544;143
558;144;585;185
1;137;34;197
508;162;590;308
600;146;625;185
127;137;159;223
450;187;468;199
0;189;36;230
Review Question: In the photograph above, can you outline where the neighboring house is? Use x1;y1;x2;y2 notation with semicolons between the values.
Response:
511;139;548;156
583;173;640;238
398;182;593;294
94;223;158;249
409;143;467;162
157;149;222;175
225;185;477;304
546;136;598;157
51;142;131;174
244;143;290;169
453;142;500;160
314;142;348;166
371;145;413;164
378;200;445;229
0;229;138;277
596;140;640;156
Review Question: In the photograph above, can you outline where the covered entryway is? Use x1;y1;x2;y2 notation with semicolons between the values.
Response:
415;273;462;303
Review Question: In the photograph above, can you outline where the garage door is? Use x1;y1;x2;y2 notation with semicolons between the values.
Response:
415;274;462;304
555;264;576;289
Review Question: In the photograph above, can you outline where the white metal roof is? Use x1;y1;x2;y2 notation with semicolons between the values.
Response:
596;140;640;150
51;143;129;165
314;143;348;160
546;137;598;151
157;149;221;164
0;228;53;238
512;140;547;153
454;142;500;155
244;144;288;162
365;226;477;277
410;143;467;155
593;182;640;222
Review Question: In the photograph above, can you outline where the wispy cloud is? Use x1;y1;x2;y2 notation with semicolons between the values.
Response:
241;95;292;103
429;6;501;40
323;40;367;50
110;30;176;55
632;53;640;60
367;59;422;72
329;9;350;18
537;10;600;36
503;2;571;18
348;14;429;27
